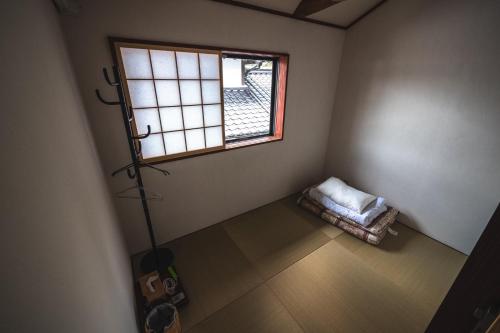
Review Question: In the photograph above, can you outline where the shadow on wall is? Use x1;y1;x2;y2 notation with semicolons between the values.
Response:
325;0;423;180
323;0;500;254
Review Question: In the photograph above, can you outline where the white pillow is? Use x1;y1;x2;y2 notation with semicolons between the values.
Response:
316;177;376;214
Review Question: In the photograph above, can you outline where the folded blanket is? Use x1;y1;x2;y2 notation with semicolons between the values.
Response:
308;187;387;227
316;177;376;214
297;195;399;245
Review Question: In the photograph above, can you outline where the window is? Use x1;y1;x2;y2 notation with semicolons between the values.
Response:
223;55;276;141
112;39;288;163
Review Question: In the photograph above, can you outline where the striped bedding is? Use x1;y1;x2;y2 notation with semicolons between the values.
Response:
297;194;398;245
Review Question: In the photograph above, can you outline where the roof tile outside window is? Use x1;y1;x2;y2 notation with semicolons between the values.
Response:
224;69;273;140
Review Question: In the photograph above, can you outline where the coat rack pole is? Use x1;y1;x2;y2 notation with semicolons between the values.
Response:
111;66;172;273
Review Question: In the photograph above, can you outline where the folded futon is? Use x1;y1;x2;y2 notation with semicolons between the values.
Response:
298;193;399;245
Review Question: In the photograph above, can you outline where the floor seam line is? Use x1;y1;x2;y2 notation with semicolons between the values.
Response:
265;281;307;333
184;279;266;331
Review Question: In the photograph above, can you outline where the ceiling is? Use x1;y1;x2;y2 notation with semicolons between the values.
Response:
210;0;386;29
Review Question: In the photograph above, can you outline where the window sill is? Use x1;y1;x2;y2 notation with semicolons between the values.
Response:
143;135;283;164
226;135;282;150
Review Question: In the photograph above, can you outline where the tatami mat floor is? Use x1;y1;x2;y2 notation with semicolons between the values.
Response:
135;195;467;332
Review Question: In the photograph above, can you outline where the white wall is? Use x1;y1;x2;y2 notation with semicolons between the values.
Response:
60;0;345;254
325;0;500;254
0;1;136;332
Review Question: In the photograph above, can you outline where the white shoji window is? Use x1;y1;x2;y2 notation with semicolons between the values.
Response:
117;44;224;161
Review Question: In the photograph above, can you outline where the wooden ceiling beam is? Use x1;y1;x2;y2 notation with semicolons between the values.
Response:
209;0;346;29
293;0;345;18
209;0;387;30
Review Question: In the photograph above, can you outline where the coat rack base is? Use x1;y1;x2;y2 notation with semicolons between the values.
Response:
140;247;174;274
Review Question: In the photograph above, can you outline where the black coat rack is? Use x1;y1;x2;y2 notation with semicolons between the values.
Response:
96;66;173;274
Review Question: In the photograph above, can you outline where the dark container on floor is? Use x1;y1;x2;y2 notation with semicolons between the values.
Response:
145;303;181;333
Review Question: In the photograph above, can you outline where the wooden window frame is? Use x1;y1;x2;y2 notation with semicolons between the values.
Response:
109;37;289;164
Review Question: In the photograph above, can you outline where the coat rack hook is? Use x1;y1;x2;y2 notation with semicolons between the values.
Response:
132;125;151;139
140;162;170;176
111;162;134;177
95;89;120;105
103;67;119;86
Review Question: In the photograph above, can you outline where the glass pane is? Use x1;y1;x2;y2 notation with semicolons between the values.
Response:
134;108;161;134
155;80;180;106
176;52;199;79
203;104;222;126
159;107;183;132
164;131;186;155
150;50;177;79
140;134;164;159
222;58;244;87
121;48;152;79
199;53;219;79
205;126;223;148
185;128;205;151
128;80;157;108
202;80;221;104
222;56;274;141
179;80;201;105
182;105;203;129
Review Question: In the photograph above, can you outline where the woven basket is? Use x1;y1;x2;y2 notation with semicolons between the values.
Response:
145;303;181;333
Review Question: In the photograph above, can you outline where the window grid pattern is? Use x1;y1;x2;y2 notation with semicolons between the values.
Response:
120;47;224;160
